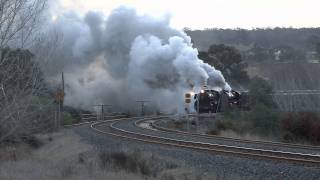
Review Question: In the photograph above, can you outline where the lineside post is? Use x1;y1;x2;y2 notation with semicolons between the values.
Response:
136;100;150;116
185;92;192;132
94;104;112;120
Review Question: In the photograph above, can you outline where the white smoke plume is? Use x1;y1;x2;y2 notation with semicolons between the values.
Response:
42;6;230;113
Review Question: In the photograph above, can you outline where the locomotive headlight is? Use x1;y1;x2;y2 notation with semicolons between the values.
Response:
200;90;205;93
209;93;213;97
227;91;234;97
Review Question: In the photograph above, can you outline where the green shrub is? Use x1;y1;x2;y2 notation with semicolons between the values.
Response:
222;108;241;120
246;104;281;136
62;112;78;125
248;77;276;108
63;106;82;122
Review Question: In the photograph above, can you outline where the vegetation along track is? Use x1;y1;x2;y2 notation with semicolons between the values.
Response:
90;116;320;167
150;118;320;152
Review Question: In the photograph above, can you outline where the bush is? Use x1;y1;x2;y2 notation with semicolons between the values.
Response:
21;135;43;149
215;120;234;131
220;103;281;137
0;48;52;144
282;131;296;142
64;106;81;122
206;128;219;135
310;121;320;142
247;104;281;136
217;76;281;137
99;151;151;175
222;108;241;120
98;151;177;177
62;112;79;125
248;77;276;108
62;112;73;125
280;111;320;144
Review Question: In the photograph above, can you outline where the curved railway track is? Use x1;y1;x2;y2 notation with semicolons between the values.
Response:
149;118;320;151
89;116;320;167
63;114;128;127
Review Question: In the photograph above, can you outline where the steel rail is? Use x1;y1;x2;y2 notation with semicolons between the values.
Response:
130;119;320;161
148;118;320;151
91;117;320;167
63;115;128;128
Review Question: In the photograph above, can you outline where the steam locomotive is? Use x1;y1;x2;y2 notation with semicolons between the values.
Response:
193;89;242;113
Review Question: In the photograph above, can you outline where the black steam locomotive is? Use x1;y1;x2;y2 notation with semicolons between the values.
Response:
194;89;242;113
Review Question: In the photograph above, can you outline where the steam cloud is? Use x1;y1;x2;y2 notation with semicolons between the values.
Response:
44;6;230;113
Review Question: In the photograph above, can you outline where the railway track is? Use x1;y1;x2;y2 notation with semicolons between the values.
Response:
64;113;128;127
90;116;320;167
149;118;320;151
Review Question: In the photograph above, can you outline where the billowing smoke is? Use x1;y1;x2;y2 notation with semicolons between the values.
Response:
42;6;230;113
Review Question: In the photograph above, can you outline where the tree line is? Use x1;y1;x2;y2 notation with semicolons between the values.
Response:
187;27;320;62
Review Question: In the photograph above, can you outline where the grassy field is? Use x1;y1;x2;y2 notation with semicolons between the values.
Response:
0;129;227;180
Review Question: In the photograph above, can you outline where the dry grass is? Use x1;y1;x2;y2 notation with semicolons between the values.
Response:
0;129;232;180
0;144;32;162
98;150;180;177
219;130;275;141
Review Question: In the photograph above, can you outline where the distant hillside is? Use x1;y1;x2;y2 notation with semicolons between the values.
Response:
186;28;320;52
188;28;320;111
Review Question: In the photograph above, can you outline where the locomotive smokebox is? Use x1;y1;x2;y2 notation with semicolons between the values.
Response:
194;89;241;113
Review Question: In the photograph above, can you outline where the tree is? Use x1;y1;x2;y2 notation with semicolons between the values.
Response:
199;44;249;85
243;77;280;136
183;27;191;33
245;45;274;62
248;76;276;108
0;48;44;97
0;48;52;142
0;0;47;49
305;35;320;50
274;45;306;61
316;43;320;60
0;0;49;143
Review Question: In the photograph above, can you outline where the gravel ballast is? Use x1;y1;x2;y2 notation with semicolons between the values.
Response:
73;120;320;180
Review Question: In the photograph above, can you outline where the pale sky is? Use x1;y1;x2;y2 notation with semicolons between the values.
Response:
58;0;320;30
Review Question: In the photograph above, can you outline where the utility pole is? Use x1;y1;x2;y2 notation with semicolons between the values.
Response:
61;72;64;112
196;91;201;132
54;72;65;130
136;100;150;116
59;72;65;129
94;104;112;120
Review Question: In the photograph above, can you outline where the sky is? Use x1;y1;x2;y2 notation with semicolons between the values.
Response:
56;0;320;30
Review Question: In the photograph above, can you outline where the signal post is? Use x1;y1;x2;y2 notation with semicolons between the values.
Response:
184;92;192;131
